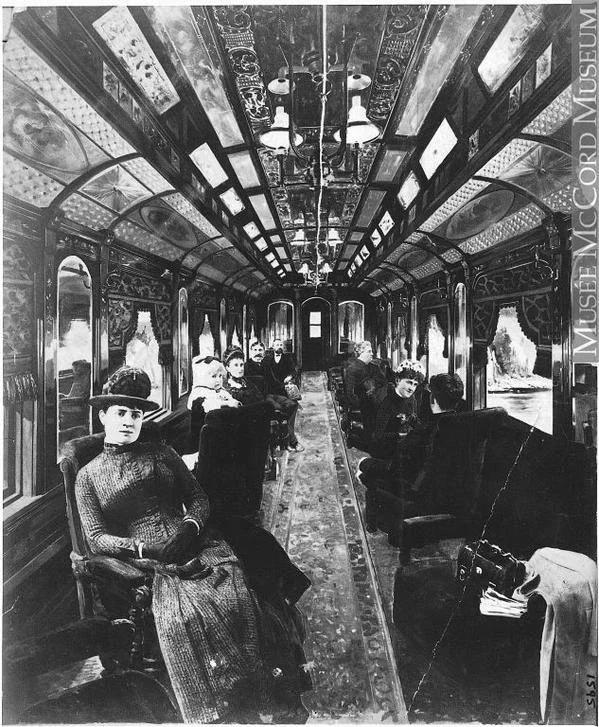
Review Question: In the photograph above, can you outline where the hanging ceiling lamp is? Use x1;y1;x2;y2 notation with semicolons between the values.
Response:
260;106;303;151
328;228;342;247
291;229;306;246
334;96;380;145
347;71;372;92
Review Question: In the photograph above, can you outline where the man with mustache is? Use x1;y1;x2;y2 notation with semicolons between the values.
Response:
258;339;304;453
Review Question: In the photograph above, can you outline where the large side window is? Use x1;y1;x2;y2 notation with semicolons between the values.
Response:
125;310;163;406
338;301;364;354
487;305;552;433
57;256;92;458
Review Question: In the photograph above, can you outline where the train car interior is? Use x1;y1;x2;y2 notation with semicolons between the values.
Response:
3;4;597;725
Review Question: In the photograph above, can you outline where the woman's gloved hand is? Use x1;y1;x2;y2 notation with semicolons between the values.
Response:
142;540;167;560
162;520;199;564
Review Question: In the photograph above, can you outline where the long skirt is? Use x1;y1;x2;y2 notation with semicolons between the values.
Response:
151;539;308;723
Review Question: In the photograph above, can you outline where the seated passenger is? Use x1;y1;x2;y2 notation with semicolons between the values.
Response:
245;340;268;395
360;373;465;502
64;359;92;399
344;340;389;440
224;347;265;406
370;361;425;459
248;340;303;453
76;366;310;723
188;356;239;449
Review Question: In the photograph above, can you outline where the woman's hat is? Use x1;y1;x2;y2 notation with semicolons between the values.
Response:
395;360;425;383
223;347;244;365
88;365;160;412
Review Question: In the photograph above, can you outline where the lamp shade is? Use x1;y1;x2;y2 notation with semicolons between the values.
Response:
267;76;290;95
291;229;306;245
347;72;372;91
259;106;303;150
320;261;333;274
328;229;342;245
299;262;310;275
334;96;380;145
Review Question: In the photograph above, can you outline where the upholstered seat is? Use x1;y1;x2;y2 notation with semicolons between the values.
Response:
193;400;274;520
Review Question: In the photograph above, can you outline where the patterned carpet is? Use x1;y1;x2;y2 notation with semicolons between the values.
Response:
263;372;407;723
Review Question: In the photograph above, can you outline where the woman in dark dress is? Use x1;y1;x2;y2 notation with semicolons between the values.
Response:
224;347;265;406
75;366;310;723
370;360;425;459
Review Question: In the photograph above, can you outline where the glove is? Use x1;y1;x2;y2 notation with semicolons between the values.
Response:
142;540;167;560
162;521;199;564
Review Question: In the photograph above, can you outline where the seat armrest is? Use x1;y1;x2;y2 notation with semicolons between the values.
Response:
87;555;147;587
402;513;462;547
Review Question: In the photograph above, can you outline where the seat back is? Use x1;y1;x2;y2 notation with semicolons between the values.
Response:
417;407;508;519
481;415;588;556
194;401;274;519
59;433;106;557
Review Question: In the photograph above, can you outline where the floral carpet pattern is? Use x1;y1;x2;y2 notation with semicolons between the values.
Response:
263;372;407;722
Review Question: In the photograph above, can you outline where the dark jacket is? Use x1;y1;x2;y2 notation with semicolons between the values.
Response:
344;358;370;409
344;358;389;409
390;410;460;496
244;359;267;396
371;390;418;459
225;377;265;406
262;351;297;397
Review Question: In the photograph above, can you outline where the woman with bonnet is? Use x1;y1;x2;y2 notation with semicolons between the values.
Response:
370;360;425;459
75;365;309;723
187;355;239;452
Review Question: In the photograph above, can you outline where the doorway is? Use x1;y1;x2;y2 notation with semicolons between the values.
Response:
301;298;330;370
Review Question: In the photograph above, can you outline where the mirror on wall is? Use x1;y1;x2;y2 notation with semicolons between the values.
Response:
57;255;92;458
338;301;364;354
178;288;189;397
392;314;408;369
426;312;448;376
410;296;418;361
198;313;216;358
267;301;294;352
454;283;468;387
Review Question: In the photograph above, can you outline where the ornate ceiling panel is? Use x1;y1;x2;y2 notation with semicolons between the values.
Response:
93;7;180;115
122;159;173;195
395;6;483;136
368;5;425;126
4;34;134;159
3;153;65;207
60;193;117;229
163;193;220;238
522;85;572;137
419;180;490;232
499;144;571;200
146;6;244;147
114;219;185;260
212;6;271;132
80;166;152;212
542;184;572;212
459;203;544;255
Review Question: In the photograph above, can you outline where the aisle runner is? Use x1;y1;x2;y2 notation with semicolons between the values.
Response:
267;372;407;722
